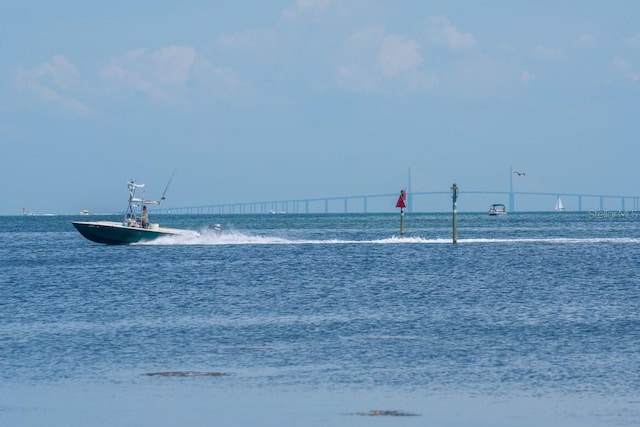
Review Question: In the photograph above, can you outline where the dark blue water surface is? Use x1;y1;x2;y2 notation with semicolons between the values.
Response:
1;212;639;426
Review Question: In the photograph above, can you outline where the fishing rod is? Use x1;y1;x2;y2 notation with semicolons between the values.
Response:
158;169;176;204
143;170;176;206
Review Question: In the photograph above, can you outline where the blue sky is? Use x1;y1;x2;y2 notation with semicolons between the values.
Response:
1;1;639;214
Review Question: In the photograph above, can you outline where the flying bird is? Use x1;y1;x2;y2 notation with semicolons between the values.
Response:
513;171;526;176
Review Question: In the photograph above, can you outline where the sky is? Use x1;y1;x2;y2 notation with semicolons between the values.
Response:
1;0;639;214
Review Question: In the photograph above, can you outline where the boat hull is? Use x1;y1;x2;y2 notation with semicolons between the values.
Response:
72;221;195;245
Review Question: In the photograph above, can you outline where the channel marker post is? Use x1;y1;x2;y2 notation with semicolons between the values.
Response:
396;189;407;236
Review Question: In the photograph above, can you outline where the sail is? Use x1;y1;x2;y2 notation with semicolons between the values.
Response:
555;197;565;211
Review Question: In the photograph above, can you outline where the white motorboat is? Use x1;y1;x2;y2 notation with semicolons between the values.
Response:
72;178;196;244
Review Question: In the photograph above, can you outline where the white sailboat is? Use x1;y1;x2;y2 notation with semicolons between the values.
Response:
554;196;565;211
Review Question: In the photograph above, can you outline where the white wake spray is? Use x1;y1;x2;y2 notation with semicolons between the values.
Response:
135;229;640;246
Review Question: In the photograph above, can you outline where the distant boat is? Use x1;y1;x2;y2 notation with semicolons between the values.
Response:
554;197;565;212
488;203;507;215
22;207;35;216
80;209;90;215
72;178;197;245
269;206;286;214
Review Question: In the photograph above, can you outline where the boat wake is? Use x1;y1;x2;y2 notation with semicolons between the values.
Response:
135;230;640;246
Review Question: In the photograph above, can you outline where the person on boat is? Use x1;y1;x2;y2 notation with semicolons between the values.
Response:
125;213;138;227
141;205;149;229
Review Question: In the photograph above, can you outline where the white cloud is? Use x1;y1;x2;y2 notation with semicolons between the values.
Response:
577;34;596;48
15;54;90;116
613;57;640;82
335;27;435;93
335;26;384;92
151;46;197;84
520;70;536;84
426;16;475;51
533;46;562;60
378;34;422;77
281;0;331;21
336;63;380;93
101;46;197;101
190;56;243;99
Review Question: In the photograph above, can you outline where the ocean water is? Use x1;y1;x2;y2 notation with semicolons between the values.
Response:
1;212;639;426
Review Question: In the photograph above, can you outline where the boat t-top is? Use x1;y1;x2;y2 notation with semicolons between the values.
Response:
72;178;196;244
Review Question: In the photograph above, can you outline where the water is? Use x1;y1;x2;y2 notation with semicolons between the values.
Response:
1;212;639;426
